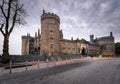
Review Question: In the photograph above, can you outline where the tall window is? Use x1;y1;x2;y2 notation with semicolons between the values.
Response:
50;44;54;48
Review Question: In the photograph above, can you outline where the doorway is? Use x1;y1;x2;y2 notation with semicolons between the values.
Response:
82;47;86;55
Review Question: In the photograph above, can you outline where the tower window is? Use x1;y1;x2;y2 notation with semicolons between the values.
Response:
68;48;70;50
38;47;40;50
50;29;54;32
50;44;54;48
35;48;37;51
63;47;65;49
50;35;54;39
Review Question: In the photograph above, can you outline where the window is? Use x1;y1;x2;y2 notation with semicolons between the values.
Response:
49;26;54;32
50;29;54;32
35;48;37;51
50;44;54;48
63;47;65;49
38;47;40;50
50;35;54;39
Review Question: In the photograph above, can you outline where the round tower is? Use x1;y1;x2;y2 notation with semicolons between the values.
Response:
40;10;60;56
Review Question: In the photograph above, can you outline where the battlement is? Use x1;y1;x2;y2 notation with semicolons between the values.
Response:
22;36;28;39
97;36;114;41
41;11;60;23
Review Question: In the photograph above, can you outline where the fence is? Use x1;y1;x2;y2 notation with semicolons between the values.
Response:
0;57;107;76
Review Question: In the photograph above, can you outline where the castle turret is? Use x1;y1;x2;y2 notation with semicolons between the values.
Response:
43;10;45;14
59;29;63;40
71;37;73;41
35;32;37;38
110;32;113;37
90;35;94;43
22;33;30;55
40;11;60;56
22;36;27;55
38;29;40;37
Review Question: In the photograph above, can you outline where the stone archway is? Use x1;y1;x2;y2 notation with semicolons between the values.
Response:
82;47;86;55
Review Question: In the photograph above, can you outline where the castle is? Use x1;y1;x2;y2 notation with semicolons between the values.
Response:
22;10;115;57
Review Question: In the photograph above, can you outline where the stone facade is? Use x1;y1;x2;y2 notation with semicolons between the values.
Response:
40;11;60;56
22;10;115;56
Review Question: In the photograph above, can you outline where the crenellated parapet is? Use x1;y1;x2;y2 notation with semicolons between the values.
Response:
41;10;60;23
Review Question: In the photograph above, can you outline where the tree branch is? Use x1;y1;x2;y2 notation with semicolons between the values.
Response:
8;5;17;35
0;23;5;35
9;2;24;35
0;0;7;18
17;4;23;11
0;29;5;35
9;13;17;35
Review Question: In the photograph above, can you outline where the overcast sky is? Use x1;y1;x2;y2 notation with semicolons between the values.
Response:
0;0;120;55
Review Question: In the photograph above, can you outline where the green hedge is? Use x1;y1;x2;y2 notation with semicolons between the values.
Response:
10;55;45;63
9;54;83;63
48;54;82;61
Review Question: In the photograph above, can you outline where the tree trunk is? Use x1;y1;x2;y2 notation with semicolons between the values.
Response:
2;34;10;63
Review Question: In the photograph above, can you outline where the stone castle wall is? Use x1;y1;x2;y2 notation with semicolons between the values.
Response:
60;40;76;55
97;36;115;56
22;11;115;57
22;35;30;55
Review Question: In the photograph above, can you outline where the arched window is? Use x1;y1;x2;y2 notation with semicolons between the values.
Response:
50;35;54;39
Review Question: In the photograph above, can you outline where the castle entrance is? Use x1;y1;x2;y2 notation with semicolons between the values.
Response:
82;47;85;55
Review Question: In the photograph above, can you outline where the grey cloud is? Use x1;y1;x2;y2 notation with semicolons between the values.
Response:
17;0;120;41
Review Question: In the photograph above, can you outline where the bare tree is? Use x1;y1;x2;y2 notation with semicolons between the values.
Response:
0;0;27;63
